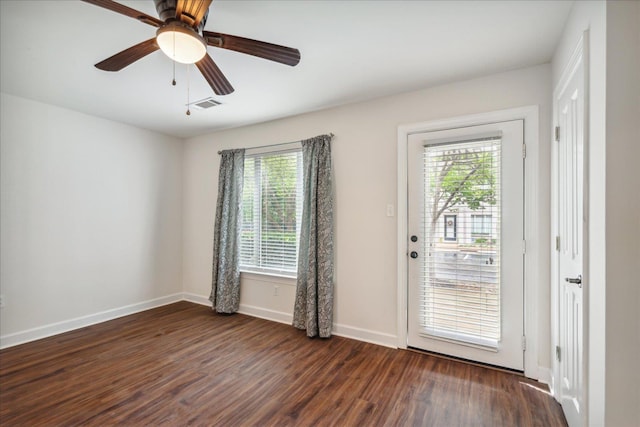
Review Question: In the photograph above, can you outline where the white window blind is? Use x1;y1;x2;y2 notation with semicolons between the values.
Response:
421;136;501;349
240;149;303;276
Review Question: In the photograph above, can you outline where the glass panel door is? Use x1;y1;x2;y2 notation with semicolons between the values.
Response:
407;120;524;371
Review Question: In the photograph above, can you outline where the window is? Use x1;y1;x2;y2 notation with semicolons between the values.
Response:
421;135;501;348
471;214;492;235
443;214;457;241
240;149;303;276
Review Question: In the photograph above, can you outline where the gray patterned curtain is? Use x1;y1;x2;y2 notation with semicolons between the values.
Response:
293;134;334;337
210;149;245;313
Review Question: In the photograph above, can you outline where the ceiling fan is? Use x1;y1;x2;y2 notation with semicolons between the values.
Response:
82;0;301;96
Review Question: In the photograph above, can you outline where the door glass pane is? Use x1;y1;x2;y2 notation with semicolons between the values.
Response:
421;137;501;348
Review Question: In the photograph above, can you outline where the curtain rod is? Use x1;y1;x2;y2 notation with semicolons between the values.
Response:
217;133;334;155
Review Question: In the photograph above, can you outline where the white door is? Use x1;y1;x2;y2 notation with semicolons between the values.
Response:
555;38;585;427
407;120;524;371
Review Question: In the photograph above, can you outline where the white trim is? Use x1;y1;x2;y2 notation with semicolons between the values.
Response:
1;290;402;351
397;105;542;379
581;30;590;427
183;294;295;326
332;323;397;349
186;294;399;348
239;271;297;286
182;292;211;306
397;125;409;350
537;366;554;389
237;304;293;325
0;293;183;349
523;108;541;382
245;142;302;156
239;269;297;280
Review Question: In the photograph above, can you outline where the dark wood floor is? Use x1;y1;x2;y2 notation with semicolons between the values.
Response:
0;301;566;426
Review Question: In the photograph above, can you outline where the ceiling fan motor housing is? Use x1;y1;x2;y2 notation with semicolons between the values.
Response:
154;0;208;33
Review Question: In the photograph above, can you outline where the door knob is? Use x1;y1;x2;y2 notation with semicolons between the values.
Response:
410;251;418;259
565;275;582;288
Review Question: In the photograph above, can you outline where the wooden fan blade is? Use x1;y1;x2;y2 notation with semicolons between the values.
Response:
81;0;164;27
203;31;301;66
195;54;234;95
176;0;212;29
95;38;159;72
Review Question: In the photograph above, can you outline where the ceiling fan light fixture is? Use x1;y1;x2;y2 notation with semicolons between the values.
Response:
156;21;206;64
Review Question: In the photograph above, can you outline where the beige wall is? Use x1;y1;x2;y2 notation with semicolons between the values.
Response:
183;64;552;370
604;1;640;425
0;93;184;340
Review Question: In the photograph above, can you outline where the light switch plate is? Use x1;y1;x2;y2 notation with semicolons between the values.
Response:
386;204;395;217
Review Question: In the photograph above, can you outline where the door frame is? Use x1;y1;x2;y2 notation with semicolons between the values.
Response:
397;106;541;379
551;30;589;420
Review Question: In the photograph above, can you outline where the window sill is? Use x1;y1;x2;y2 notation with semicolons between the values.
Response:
240;269;297;283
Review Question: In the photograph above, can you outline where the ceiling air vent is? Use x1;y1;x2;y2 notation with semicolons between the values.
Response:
188;97;222;110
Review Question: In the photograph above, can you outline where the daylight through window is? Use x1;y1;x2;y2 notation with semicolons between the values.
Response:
240;149;303;276
420;136;501;348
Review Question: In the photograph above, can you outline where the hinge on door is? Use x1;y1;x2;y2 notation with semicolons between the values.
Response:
556;345;561;362
522;336;527;351
522;143;527;159
522;240;526;254
555;126;560;142
555;235;560;251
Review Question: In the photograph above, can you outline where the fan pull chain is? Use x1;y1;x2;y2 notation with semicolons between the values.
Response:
171;30;177;86
186;64;191;116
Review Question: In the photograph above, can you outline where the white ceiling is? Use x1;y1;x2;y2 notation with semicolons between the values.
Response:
0;0;573;138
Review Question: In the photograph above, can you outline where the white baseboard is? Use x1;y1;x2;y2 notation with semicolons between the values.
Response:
238;304;293;325
536;367;558;401
1;291;399;351
182;294;294;326
332;323;398;349
185;292;398;348
182;292;211;307
0;293;183;349
537;366;555;395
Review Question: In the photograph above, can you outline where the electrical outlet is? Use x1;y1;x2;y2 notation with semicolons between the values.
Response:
274;286;279;296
